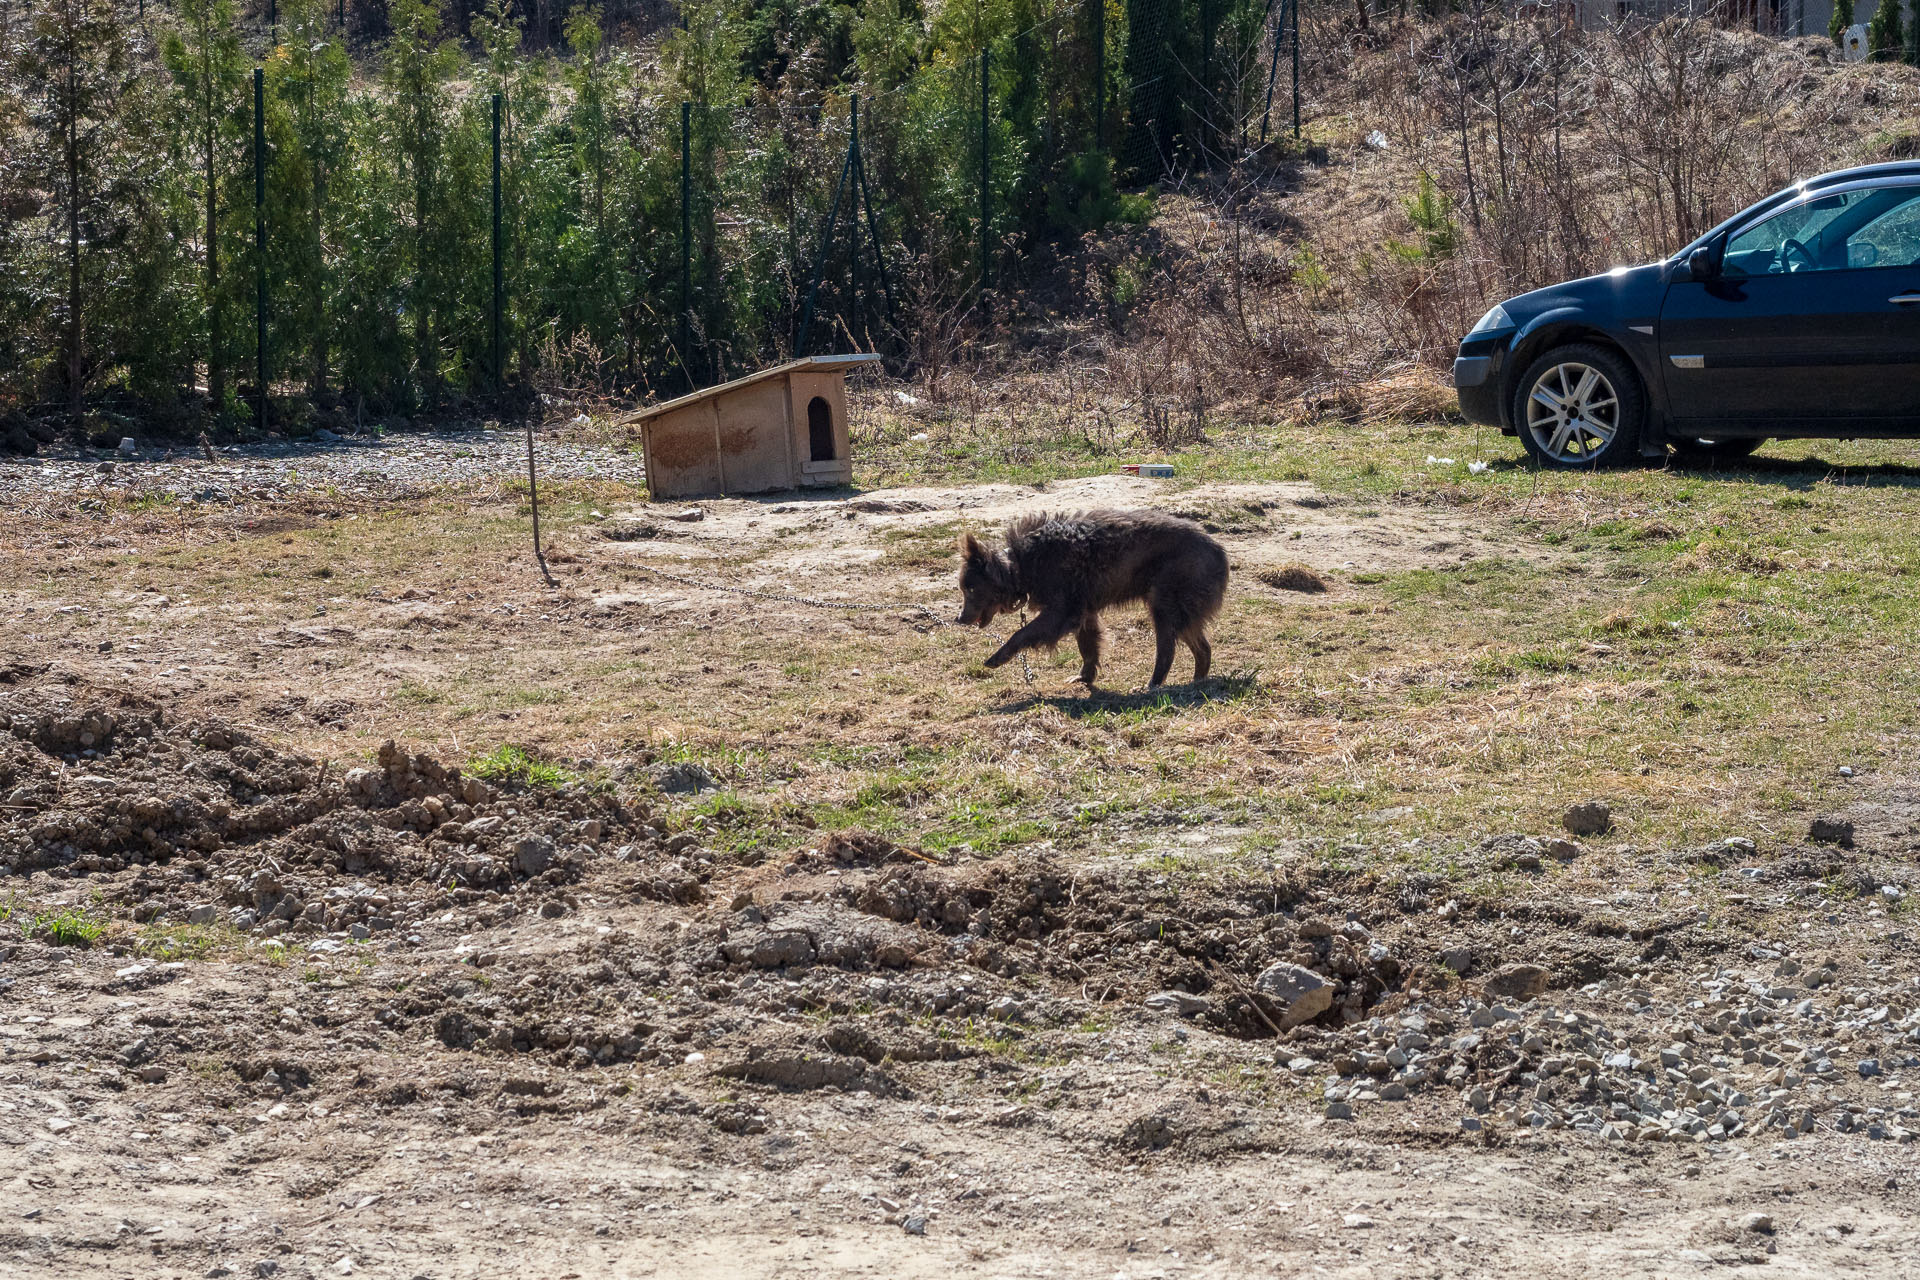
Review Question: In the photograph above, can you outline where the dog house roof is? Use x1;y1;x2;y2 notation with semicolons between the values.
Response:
626;353;881;423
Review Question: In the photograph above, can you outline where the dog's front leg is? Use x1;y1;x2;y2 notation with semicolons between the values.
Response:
1074;617;1103;686
984;610;1073;669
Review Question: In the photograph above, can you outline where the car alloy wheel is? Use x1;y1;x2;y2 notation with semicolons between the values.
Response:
1524;361;1620;465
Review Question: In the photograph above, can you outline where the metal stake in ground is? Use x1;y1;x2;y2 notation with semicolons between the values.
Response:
527;423;555;587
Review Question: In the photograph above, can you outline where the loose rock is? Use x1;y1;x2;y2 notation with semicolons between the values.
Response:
1484;964;1549;1002
1808;814;1855;847
1144;991;1210;1017
1255;962;1334;1027
1563;801;1611;836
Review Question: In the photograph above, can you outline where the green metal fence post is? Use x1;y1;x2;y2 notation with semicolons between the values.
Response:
492;92;503;390
1261;0;1282;144
795;128;856;358
1092;0;1105;150
849;95;861;344
681;100;693;391
1201;0;1212;156
254;66;267;433
979;48;990;293
1291;0;1301;139
854;114;895;339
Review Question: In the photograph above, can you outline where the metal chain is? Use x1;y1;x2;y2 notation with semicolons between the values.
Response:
631;562;951;625
626;565;1054;684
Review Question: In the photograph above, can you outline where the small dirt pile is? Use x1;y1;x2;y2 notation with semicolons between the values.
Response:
0;690;682;938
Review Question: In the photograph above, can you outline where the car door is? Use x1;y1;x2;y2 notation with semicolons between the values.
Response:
1660;181;1920;433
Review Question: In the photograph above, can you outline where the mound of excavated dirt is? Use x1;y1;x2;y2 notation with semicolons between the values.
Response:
0;690;684;938
6;687;1919;1166
6;683;1920;1276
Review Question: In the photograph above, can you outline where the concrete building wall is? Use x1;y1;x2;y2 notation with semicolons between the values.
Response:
1569;0;1838;36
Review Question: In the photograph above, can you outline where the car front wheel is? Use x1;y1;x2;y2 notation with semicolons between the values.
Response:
1512;343;1645;469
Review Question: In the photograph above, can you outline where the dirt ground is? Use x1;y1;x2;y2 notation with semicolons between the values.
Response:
4;451;1920;1278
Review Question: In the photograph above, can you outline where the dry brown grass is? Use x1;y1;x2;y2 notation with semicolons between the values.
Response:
8;414;1920;868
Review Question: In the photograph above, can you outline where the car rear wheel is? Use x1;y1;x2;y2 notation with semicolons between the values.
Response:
1512;344;1645;469
1670;436;1764;466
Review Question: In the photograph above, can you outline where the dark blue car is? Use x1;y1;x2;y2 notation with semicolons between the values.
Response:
1453;161;1920;468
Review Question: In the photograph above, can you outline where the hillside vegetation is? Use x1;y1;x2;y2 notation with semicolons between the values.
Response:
4;2;1920;450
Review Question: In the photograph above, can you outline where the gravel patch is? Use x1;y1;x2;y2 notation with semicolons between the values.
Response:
0;427;646;506
1309;961;1920;1146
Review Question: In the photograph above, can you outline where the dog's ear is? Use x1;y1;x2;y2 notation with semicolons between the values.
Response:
960;532;983;563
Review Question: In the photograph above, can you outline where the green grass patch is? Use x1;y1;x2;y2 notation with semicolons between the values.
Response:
28;904;108;947
467;743;580;789
134;923;250;962
394;681;449;707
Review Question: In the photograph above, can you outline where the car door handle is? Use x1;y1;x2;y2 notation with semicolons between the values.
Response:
1892;293;1920;305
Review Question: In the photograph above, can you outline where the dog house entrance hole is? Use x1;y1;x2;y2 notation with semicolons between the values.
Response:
807;396;835;462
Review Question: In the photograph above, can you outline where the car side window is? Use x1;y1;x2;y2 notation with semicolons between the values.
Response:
1722;190;1872;276
1848;192;1920;268
1722;185;1920;276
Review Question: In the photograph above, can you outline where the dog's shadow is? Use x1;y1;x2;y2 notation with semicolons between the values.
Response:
993;671;1261;718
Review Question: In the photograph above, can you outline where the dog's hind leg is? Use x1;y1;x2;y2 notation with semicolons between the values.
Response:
1075;617;1103;686
1183;623;1212;682
1148;607;1180;688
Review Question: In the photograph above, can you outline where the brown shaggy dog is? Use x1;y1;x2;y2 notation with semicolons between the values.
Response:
957;510;1229;687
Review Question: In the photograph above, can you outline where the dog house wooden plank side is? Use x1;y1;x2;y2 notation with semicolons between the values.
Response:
643;401;724;500
712;377;795;495
786;370;852;486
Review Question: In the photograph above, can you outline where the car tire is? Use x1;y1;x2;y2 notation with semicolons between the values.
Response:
1670;436;1764;466
1511;343;1645;470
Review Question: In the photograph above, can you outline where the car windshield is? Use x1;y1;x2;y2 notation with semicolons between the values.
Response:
1723;184;1920;275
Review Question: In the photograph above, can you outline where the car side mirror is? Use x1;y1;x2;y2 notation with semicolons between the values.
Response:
1684;246;1718;281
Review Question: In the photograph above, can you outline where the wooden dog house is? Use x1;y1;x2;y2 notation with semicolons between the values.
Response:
633;354;879;500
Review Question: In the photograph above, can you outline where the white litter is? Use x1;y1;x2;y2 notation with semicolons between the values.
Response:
1468;460;1490;474
910;432;930;442
1366;130;1390;150
1426;455;1455;465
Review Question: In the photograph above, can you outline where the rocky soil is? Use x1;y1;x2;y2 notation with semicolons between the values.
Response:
4;683;1919;1275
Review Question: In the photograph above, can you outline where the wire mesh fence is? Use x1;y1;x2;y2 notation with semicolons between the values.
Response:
0;0;1312;427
